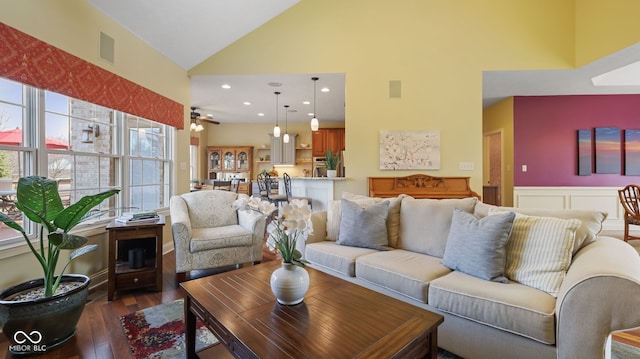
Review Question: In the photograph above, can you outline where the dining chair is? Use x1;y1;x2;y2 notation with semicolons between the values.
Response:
618;184;640;241
283;173;312;209
265;174;288;207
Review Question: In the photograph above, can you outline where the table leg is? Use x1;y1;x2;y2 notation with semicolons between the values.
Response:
185;296;198;359
429;329;438;359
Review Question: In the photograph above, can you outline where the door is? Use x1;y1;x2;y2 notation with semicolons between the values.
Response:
483;131;502;205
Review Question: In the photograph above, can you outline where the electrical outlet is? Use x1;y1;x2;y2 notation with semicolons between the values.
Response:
522;164;527;172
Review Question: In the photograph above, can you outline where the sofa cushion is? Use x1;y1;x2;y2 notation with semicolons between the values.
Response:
327;193;404;247
399;197;478;257
355;250;451;303
429;271;557;345
326;199;342;241
305;241;378;277
474;202;606;254
442;209;515;283
190;225;253;252
337;198;390;250
500;212;581;297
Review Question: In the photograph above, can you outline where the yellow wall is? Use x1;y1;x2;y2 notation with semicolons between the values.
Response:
190;0;577;196
483;97;514;206
575;0;640;67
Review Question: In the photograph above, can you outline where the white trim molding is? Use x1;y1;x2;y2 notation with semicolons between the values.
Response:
513;186;624;231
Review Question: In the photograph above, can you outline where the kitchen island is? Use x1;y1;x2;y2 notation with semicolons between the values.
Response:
286;176;346;210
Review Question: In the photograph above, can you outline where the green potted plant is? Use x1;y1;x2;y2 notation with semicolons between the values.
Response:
0;176;119;355
325;148;339;177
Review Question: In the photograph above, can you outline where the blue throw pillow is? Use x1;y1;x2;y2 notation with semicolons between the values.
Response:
337;198;390;250
442;208;515;283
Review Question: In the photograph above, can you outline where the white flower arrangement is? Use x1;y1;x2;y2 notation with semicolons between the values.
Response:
233;196;313;267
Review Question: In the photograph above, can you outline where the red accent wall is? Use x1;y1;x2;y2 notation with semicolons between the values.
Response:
514;95;640;186
0;22;184;129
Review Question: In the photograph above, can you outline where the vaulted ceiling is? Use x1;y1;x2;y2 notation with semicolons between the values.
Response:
86;0;640;124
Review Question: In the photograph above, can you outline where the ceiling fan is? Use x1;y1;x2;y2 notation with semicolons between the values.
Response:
190;106;220;125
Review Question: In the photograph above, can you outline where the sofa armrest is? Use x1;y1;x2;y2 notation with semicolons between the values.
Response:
238;209;267;250
169;195;193;273
556;236;640;359
306;211;327;244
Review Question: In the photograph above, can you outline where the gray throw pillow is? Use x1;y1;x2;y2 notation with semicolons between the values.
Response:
337;198;390;250
442;208;515;283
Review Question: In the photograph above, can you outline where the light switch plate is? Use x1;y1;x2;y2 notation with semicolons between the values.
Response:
459;162;474;171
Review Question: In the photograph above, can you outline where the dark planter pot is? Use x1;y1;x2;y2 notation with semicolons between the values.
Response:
0;274;90;356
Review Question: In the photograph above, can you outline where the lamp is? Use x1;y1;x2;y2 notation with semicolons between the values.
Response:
283;105;290;143
310;77;319;131
81;124;100;143
273;91;281;137
195;120;204;132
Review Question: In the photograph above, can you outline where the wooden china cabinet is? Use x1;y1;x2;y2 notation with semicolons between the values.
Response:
206;145;253;182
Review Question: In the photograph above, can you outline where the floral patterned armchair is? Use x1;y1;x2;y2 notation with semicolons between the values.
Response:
169;190;266;281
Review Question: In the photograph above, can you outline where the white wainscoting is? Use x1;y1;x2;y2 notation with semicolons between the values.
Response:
513;187;624;231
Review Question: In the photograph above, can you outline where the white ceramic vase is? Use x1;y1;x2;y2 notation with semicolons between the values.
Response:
326;169;337;178
270;262;310;305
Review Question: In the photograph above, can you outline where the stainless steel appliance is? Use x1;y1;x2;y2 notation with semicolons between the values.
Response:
313;157;327;177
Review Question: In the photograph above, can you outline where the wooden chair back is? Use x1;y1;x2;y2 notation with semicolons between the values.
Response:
619;185;640;219
618;184;640;241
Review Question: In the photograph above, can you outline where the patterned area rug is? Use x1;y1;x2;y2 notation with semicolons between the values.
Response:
119;299;217;359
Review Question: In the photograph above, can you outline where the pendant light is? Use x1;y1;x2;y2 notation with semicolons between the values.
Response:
283;105;290;143
273;91;281;137
310;77;319;131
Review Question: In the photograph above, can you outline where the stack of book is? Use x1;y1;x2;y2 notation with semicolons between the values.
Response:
115;210;159;224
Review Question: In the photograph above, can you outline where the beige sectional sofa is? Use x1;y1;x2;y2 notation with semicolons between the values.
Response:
303;193;640;359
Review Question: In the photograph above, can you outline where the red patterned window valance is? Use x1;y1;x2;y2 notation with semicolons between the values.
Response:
0;22;184;129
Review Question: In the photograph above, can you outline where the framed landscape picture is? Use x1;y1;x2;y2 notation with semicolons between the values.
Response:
379;130;440;170
594;127;621;174
577;129;591;176
625;129;640;176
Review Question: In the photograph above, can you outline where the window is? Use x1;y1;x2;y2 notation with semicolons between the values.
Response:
0;77;174;245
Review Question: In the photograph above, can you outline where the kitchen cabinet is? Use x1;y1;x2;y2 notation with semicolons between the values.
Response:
312;128;345;157
270;134;297;165
207;146;253;180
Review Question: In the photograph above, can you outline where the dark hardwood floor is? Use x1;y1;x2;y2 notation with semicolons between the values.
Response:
0;245;637;358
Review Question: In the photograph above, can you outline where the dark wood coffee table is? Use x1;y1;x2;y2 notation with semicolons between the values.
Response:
181;261;443;359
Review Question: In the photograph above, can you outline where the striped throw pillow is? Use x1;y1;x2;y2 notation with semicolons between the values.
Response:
503;212;581;297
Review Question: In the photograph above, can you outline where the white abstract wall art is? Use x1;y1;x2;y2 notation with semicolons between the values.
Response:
379;130;440;170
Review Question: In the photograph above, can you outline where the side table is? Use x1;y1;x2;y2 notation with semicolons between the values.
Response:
106;215;165;301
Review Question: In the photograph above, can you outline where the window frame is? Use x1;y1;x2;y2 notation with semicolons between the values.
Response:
0;78;175;254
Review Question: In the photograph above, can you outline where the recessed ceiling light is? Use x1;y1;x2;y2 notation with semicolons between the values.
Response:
268;82;282;87
321;87;330;92
243;101;251;105
221;84;231;89
258;113;265;116
303;101;310;105
308;112;314;117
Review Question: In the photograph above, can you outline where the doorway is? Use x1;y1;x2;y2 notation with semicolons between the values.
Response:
483;131;502;205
